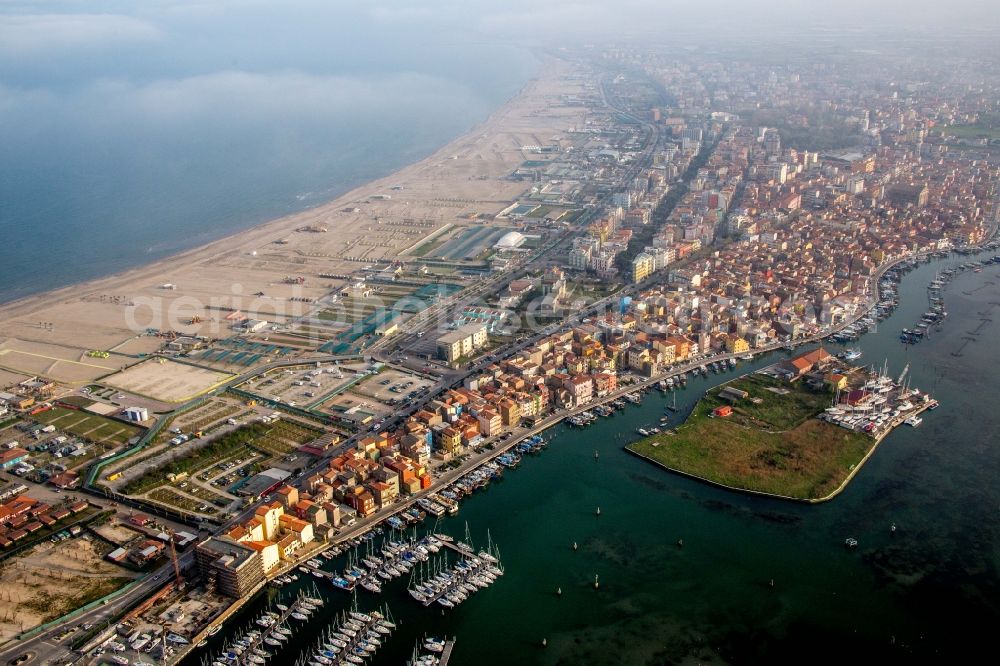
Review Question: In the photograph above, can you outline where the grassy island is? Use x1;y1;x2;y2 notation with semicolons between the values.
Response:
627;373;875;501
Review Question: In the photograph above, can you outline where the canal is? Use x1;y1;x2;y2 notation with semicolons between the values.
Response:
187;247;1000;665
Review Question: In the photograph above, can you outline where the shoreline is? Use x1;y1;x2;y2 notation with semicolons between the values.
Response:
623;242;998;504
158;245;997;662
0;55;555;318
625;400;933;505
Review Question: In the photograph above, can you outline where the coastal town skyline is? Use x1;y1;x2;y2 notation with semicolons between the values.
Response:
2;2;1000;665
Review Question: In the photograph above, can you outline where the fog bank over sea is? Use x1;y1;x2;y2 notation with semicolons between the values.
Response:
0;2;539;302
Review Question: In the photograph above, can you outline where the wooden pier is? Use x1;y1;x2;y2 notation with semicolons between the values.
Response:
415;544;490;608
870;399;934;439
439;638;457;665
439;540;478;559
223;592;314;666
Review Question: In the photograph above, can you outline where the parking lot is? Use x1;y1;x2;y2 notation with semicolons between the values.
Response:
239;361;362;408
105;406;324;521
351;367;434;404
316;366;434;428
0;409;143;483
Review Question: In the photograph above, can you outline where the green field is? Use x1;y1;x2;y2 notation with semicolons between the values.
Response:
34;407;142;446
566;280;617;304
628;374;874;500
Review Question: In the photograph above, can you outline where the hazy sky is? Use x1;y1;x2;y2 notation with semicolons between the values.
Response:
2;0;994;143
2;0;994;170
0;0;995;300
2;1;998;65
0;1;547;298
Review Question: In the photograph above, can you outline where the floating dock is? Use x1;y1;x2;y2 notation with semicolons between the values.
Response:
439;638;456;665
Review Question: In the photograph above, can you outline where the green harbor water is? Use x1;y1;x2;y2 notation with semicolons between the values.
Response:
189;248;1000;665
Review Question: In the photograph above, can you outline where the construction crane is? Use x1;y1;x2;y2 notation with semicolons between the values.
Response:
169;538;183;586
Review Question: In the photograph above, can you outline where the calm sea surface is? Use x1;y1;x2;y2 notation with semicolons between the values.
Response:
188;249;1000;665
0;5;538;303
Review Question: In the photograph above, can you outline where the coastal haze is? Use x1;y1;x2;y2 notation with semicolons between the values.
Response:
1;2;999;666
0;1;540;303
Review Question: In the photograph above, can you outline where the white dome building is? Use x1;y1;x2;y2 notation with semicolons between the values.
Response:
494;231;526;249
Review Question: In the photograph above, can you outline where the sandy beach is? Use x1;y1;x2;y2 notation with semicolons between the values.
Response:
0;58;590;384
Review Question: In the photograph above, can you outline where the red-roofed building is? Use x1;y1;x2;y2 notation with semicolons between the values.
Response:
0;448;29;469
49;471;80;490
345;487;375;517
782;347;832;376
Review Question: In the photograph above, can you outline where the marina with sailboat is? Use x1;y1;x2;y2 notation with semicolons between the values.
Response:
183;242;1000;665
